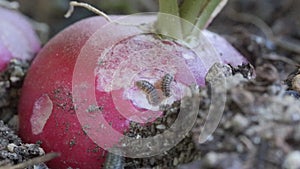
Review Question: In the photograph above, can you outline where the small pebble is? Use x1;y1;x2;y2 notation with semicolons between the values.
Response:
7;143;17;152
283;151;300;169
231;114;249;132
203;152;219;167
156;124;166;130
292;74;300;93
173;157;179;166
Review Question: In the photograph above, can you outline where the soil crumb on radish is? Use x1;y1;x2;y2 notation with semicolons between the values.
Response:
31;94;53;135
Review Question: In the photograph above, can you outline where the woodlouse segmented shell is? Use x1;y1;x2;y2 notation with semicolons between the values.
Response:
103;152;124;169
136;80;162;106
135;80;156;94
161;74;173;97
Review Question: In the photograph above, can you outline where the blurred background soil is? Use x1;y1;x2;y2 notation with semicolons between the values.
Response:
1;0;300;168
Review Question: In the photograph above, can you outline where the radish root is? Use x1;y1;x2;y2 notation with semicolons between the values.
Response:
65;1;112;22
64;1;153;32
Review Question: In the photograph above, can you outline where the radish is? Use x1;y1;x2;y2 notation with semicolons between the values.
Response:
18;1;247;168
0;6;40;71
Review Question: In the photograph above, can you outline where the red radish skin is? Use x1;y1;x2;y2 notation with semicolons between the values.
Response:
19;16;247;169
19;17;109;169
0;7;40;71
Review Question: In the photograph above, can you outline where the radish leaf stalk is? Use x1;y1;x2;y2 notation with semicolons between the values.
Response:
194;0;228;30
156;0;182;39
157;0;228;42
179;0;209;37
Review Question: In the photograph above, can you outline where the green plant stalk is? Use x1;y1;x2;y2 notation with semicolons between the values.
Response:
157;0;227;45
156;0;182;39
194;0;224;30
179;0;209;37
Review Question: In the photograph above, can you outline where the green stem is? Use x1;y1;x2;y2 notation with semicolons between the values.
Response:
156;0;227;45
156;0;182;39
194;0;226;30
179;0;209;37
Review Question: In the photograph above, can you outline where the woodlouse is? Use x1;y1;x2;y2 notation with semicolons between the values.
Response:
135;80;161;106
161;74;173;97
103;152;124;169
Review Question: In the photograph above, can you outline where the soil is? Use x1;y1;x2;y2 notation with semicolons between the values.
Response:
0;60;59;168
1;0;300;169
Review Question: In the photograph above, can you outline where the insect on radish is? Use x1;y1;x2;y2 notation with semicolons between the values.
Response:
135;80;162;106
103;152;124;169
161;74;174;97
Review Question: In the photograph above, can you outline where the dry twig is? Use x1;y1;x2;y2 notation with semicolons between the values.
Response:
0;153;59;169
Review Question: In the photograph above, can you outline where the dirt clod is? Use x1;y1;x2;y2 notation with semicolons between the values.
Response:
0;120;48;168
0;59;29;126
